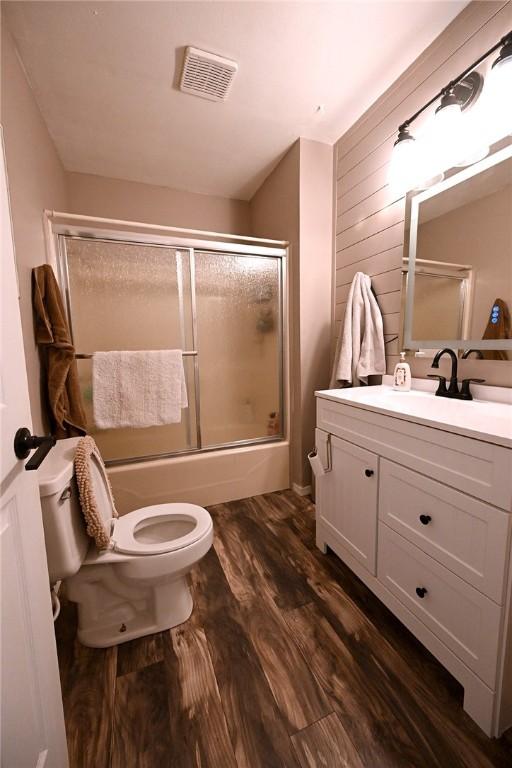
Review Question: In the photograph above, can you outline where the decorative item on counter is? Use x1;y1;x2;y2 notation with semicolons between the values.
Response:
267;411;280;436
393;352;412;391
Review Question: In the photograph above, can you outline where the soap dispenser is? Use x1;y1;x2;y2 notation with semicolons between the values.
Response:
393;352;411;391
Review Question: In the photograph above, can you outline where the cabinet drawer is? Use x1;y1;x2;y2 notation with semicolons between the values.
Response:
379;460;511;603
316;397;512;509
378;524;502;688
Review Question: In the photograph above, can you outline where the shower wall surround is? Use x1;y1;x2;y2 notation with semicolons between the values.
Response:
333;0;512;387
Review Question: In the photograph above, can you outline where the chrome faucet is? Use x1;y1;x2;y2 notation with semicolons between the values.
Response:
428;348;485;400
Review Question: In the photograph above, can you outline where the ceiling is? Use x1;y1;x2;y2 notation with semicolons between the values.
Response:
4;1;468;200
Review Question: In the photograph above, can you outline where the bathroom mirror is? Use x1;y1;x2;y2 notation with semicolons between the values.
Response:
402;142;512;360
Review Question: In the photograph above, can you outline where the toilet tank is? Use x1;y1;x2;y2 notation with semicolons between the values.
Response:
38;437;90;584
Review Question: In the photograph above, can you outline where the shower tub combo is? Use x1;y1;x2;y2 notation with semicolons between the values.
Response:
49;213;289;512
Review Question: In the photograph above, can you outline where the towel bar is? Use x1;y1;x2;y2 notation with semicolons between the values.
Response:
75;351;198;359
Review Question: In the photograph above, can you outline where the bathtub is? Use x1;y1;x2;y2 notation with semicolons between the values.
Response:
107;440;290;514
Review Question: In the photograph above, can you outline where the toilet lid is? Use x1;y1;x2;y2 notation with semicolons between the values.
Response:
111;503;212;555
87;444;118;532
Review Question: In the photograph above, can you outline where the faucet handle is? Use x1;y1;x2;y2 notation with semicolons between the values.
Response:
459;378;485;401
427;374;448;397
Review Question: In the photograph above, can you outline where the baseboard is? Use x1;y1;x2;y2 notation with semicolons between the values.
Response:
292;483;312;497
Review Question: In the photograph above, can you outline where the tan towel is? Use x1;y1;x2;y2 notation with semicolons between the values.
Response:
32;264;87;438
74;436;118;551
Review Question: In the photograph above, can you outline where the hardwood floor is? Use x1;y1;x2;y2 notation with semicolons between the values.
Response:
55;490;512;768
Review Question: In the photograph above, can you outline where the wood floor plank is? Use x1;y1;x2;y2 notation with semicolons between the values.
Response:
162;625;238;768
55;598;116;768
229;498;315;609
291;712;365;768
111;661;172;768
237;595;332;733
211;513;260;602
116;631;164;677
284;602;439;768
191;547;300;768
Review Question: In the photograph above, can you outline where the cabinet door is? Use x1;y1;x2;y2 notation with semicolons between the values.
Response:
321;436;378;573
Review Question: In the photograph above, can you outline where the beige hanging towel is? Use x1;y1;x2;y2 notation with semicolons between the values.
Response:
32;264;87;437
330;272;386;387
74;436;118;551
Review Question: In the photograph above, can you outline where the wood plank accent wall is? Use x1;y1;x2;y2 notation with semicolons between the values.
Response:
333;1;512;386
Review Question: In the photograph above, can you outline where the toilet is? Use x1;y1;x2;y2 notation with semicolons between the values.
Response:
37;437;213;648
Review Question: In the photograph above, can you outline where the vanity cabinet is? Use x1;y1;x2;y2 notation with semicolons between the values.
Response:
315;390;512;738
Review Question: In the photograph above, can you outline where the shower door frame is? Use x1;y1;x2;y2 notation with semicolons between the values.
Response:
53;224;287;466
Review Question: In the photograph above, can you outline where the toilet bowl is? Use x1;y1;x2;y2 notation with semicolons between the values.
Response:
38;437;213;647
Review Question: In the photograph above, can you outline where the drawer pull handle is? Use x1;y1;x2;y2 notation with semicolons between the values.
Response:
415;587;428;599
419;514;432;525
364;469;374;477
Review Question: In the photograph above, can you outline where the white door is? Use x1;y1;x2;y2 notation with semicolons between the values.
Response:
0;129;68;766
320;435;379;574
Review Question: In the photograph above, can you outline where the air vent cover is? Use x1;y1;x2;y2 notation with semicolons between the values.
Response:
180;46;238;102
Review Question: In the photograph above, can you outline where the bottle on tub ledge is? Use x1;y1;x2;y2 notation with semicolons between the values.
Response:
393;351;411;391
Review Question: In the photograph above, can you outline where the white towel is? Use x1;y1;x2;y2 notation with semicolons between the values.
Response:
92;350;188;429
330;272;386;387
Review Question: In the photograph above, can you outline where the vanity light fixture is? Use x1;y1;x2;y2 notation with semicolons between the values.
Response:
390;30;512;194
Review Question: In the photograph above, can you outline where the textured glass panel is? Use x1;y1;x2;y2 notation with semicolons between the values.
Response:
195;251;282;446
65;238;196;461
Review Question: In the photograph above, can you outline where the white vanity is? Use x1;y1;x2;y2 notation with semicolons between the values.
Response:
314;376;512;737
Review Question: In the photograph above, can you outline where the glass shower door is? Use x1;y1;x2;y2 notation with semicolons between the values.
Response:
63;237;197;462
194;251;283;447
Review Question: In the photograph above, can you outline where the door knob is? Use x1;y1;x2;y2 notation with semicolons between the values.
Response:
14;427;56;471
415;587;428;599
364;469;374;477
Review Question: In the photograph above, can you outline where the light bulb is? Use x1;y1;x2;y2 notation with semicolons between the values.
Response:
484;38;512;142
389;127;419;196
426;90;465;175
454;98;489;167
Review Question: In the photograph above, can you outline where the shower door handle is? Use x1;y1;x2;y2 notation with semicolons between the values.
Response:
14;427;56;471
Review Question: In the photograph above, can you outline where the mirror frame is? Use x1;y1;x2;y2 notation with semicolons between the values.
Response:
402;140;512;353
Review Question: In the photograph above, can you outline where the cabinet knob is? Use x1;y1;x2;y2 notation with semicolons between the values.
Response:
419;514;432;525
364;469;374;477
415;587;428;599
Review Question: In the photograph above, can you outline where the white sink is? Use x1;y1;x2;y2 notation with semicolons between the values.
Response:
316;382;512;448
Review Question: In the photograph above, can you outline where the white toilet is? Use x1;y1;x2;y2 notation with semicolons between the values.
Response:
38;437;213;648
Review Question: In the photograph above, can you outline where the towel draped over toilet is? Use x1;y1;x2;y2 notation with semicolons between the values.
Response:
32;264;87;437
330;272;386;387
74;436;118;551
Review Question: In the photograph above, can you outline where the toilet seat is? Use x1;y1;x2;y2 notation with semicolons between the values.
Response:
111;503;212;556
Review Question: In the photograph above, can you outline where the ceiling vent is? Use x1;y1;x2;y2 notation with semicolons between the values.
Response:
180;46;238;102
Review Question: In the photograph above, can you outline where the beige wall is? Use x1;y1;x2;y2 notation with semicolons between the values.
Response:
1;21;69;433
297;139;333;485
67;171;251;236
333;1;512;387
250;138;333;488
